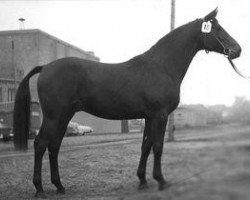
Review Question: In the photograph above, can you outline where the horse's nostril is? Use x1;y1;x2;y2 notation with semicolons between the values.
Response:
228;49;241;59
224;49;231;55
232;45;242;58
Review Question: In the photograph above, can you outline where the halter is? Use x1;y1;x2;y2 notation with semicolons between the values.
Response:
201;19;231;56
202;20;249;80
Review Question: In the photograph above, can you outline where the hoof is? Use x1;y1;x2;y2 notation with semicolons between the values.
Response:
158;181;171;191
56;187;66;195
35;192;47;199
138;182;148;190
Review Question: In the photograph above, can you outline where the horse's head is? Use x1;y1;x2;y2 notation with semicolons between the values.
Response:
200;8;241;59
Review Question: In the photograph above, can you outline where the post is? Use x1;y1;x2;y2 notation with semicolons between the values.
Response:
167;0;176;142
170;0;175;31
121;120;129;133
12;40;16;91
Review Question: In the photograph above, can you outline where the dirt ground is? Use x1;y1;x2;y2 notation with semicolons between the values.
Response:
0;124;250;200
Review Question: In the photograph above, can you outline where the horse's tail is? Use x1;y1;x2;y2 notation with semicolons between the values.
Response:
14;66;43;151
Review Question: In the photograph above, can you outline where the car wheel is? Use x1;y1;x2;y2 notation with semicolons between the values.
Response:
3;136;10;142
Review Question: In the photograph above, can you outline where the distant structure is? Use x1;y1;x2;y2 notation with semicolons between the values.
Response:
174;104;224;128
174;105;208;128
0;29;121;133
18;18;25;30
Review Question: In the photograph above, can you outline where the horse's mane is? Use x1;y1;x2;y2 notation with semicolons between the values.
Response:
152;21;197;49
129;19;199;66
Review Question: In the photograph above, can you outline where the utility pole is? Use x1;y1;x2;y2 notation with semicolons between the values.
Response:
170;0;175;31
167;0;175;142
121;120;129;133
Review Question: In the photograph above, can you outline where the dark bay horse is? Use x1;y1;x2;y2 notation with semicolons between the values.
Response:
13;9;241;198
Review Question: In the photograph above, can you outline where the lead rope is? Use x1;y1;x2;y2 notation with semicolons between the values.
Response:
227;58;250;79
213;33;250;79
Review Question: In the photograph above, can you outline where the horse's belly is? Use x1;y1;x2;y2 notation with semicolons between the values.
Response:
80;97;145;120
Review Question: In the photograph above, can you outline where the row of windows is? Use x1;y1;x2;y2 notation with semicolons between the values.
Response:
0;87;16;102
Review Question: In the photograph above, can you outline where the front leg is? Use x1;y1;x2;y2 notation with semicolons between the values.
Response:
151;116;171;190
137;119;153;189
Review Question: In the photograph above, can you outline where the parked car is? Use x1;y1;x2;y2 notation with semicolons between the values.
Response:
66;122;79;136
66;122;93;137
78;125;93;135
0;123;13;142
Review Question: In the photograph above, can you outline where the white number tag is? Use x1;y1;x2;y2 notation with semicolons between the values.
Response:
201;21;212;33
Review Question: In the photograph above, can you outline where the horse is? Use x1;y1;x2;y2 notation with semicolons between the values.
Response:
13;8;241;198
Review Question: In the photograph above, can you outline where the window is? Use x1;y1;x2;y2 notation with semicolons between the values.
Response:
8;88;16;102
0;88;2;102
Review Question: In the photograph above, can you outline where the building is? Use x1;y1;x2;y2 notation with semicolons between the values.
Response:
174;105;208;128
206;105;225;124
0;29;121;133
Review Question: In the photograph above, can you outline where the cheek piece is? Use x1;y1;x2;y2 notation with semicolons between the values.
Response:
201;20;230;55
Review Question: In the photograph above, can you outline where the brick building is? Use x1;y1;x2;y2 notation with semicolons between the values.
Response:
0;29;121;133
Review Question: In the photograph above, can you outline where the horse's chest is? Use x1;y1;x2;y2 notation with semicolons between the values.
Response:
144;84;180;113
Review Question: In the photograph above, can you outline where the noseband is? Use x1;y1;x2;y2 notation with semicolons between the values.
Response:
202;20;249;80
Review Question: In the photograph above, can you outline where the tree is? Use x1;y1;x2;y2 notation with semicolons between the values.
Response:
228;96;250;124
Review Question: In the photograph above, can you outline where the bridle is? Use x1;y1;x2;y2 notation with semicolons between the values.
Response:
202;19;249;80
202;21;231;56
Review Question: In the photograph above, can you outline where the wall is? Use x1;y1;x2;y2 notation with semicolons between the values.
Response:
0;29;121;133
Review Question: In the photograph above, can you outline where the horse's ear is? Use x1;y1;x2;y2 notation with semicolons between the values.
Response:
204;7;218;21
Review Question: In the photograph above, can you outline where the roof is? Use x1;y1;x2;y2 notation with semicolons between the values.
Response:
177;104;208;113
0;29;99;60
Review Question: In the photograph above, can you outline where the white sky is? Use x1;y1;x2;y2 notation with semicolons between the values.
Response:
0;0;250;106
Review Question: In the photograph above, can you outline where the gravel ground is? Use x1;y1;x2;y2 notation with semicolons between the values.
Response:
0;124;250;200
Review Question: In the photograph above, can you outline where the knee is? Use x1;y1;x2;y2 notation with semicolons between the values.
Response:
34;137;39;148
48;145;60;157
34;138;49;149
34;140;49;157
141;143;152;154
153;143;163;158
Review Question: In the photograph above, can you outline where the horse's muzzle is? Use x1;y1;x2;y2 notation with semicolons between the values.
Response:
227;45;242;60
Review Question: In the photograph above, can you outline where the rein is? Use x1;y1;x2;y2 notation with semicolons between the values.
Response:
202;20;249;80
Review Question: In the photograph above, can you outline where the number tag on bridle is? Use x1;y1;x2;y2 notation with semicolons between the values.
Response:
201;21;212;33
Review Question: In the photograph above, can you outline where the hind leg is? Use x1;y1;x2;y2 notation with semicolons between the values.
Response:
48;113;73;194
48;141;65;194
33;124;50;198
48;133;67;194
33;117;65;198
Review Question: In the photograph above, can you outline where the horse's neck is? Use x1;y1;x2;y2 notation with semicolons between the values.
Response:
145;21;201;84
